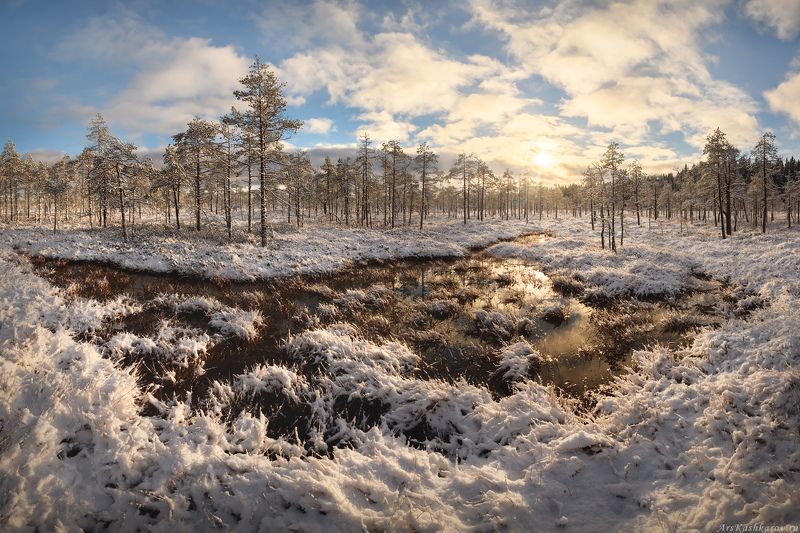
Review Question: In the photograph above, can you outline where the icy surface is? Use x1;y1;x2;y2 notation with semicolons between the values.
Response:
1;218;799;530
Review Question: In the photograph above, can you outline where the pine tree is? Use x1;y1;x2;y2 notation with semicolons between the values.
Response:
173;117;217;232
233;57;302;246
752;132;778;234
415;142;438;230
601;143;624;251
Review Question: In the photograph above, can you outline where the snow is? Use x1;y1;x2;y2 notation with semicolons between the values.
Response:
7;218;537;281
66;295;142;334
152;293;264;340
103;322;213;371
496;340;550;382
1;216;799;530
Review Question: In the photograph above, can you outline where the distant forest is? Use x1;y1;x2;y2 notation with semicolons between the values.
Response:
1;59;798;247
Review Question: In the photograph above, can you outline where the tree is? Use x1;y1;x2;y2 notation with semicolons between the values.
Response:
601;143;624;252
233;57;302;246
415;142;438;230
216;120;241;240
75;148;96;229
1;141;22;223
285;152;313;228
629;160;643;225
704;128;730;239
107;139;142;242
157;145;188;230
450;153;475;224
173;117;217;232
226;108;257;233
321;156;335;222
358;132;373;227
86;114;116;228
752;132;778;234
43;156;72;233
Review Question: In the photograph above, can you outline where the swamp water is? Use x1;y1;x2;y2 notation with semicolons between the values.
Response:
31;237;727;453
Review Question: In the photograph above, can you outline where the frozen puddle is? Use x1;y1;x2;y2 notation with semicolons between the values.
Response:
31;243;727;452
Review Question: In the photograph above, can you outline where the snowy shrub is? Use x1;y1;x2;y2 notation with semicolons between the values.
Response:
406;311;430;329
235;364;307;402
473;308;517;340
661;312;704;333
541;302;570;324
208;308;263;340
424;298;460;318
152;293;263;340
315;302;339;319
103;321;213;370
333;286;393;311
66;294;142;334
550;272;585;296
495;341;550;382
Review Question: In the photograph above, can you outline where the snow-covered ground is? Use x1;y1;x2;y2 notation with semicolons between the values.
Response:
6;218;537;280
1;216;799;531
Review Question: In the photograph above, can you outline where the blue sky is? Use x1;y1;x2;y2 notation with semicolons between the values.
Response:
2;0;800;182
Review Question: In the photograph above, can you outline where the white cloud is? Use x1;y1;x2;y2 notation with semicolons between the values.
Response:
744;0;800;40
274;0;761;181
765;71;800;124
468;0;760;152
26;149;68;165
304;117;335;134
49;0;771;184
278;32;508;119
274;9;550;172
58;14;249;136
355;111;417;142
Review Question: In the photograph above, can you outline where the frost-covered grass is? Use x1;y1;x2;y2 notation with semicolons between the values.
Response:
1;217;799;530
495;340;550;382
6;217;537;281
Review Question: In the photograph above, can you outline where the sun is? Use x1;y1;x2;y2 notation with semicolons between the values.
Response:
533;150;555;168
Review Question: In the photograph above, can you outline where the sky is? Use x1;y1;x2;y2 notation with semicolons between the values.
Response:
2;0;800;184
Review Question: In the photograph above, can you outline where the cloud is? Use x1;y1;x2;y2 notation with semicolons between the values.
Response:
257;0;363;50
57;13;249;137
468;0;759;151
304;117;335;134
274;4;547;171
26;149;68;165
104;37;249;134
273;0;760;181
744;0;800;40
765;71;800;124
355;111;417;142
45;0;769;184
278;32;509;119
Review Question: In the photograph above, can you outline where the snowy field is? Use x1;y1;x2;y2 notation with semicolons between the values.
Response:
6;218;536;280
1;216;799;531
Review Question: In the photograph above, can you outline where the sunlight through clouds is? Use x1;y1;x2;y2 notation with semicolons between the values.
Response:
7;0;800;182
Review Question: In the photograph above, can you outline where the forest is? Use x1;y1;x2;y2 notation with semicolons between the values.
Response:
2;59;799;246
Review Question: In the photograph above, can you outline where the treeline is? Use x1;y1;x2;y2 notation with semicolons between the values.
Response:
573;130;799;252
1;60;798;247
